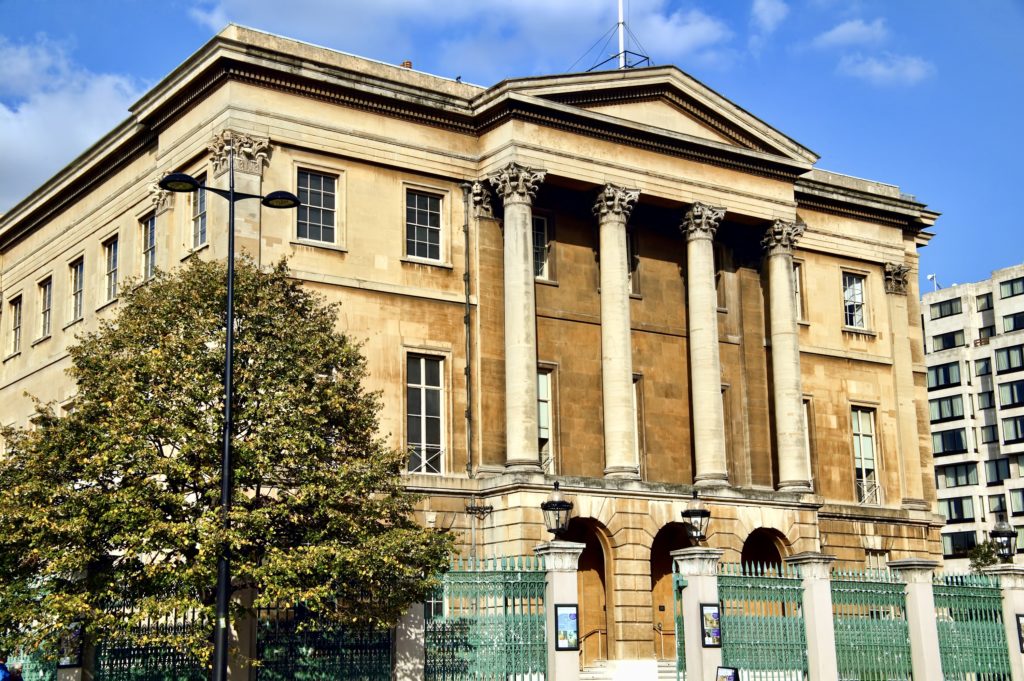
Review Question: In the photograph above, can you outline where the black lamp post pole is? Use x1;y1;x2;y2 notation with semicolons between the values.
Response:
212;145;236;681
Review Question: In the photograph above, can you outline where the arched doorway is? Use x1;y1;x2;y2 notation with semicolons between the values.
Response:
741;527;786;567
564;518;610;668
649;523;693;660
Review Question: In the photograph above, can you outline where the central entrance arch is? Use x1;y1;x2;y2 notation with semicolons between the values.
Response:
650;522;694;660
740;527;786;567
564;518;611;668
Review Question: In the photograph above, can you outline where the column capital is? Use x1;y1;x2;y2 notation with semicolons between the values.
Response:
208;129;271;178
884;261;912;295
671;547;724;577
534;540;586;572
488;162;546;204
761;219;805;256
680;202;726;241
982;563;1024;589
593;184;639;221
786;551;836;579
470;180;494;218
888;558;940;583
149;174;173;215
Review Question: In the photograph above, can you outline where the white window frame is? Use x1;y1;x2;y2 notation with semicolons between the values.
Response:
852;406;879;504
38;277;52;339
793;260;805;321
69;257;84;322
297;168;338;245
537;366;555;473
533;215;552;280
103;236;119;302
627;229;640;296
8;296;23;355
404;187;445;263
842;271;868;329
191;175;207;248
141;213;156;280
406;353;444;474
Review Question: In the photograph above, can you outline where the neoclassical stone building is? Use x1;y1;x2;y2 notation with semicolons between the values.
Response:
0;26;941;666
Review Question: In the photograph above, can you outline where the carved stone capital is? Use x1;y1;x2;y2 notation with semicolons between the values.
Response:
681;202;726;241
470;180;493;218
884;262;912;295
593;184;639;221
488;162;545;204
208;130;271;177
149;175;173;215
761;219;805;256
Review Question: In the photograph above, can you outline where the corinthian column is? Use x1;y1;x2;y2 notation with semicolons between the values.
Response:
594;185;641;479
682;203;728;487
489;162;546;471
762;220;811;492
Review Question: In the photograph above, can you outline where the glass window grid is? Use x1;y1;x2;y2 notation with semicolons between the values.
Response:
70;259;83;321
1001;277;1024;299
980;325;996;339
532;216;550;279
141;214;156;280
405;190;441;261
928;362;961;390
406;354;443;474
978;292;994;311
9;297;22;355
937;462;977;489
942;531;976;558
932;330;965;352
987;458;1011;485
930;297;962;320
793;262;804;320
979;391;995;410
842;272;867;328
929;395;964;422
939;496;974;523
192;176;207;248
981;425;999;443
990;493;1007;513
997;345;1024;374
626;230;640;295
38;278;52;338
1004;416;1024;444
103;237;118;302
537;370;552;471
977;357;992;376
1000;380;1024;409
1012;489;1024;516
297;170;336;244
933;428;968;456
852;407;878;504
1005;312;1024;333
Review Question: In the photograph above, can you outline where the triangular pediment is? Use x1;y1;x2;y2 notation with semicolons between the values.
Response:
496;67;818;165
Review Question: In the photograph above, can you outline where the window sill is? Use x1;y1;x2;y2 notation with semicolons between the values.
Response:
931;416;966;425
629;292;643;300
96;298;118;313
928;382;962;392
945;518;975;525
797;319;810;328
717;306;728;314
63;317;83;331
843;326;878;338
181;242;210;261
536;277;559;287
998;367;1024;377
31;334;51;347
2;351;21;363
401;256;453;270
291;239;347;254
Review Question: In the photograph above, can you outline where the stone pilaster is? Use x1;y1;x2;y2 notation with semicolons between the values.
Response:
889;559;943;681
206;130;272;260
982;563;1024;681
682;203;728;488
884;261;927;508
594;184;641;480
786;552;839;680
489;162;546;471
535;541;585;681
672;547;724;680
762;220;811;493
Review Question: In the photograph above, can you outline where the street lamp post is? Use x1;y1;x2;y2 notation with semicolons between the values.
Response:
992;514;1017;563
680;491;711;544
540;482;574;539
159;146;299;681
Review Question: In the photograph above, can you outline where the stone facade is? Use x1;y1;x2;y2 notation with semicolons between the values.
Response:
0;26;942;665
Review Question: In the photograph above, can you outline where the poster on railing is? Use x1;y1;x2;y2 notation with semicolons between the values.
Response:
701;604;722;648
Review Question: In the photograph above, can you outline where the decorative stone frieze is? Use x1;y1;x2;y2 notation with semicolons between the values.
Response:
761;219;805;255
488;162;545;204
884;262;912;295
681;201;726;241
592;184;639;220
208;130;271;177
149;175;173;215
470;180;493;218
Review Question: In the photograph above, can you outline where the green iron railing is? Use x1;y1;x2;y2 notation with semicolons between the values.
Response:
9;649;56;681
93;607;207;681
425;555;547;681
831;567;911;681
718;562;808;679
934;572;1011;681
672;564;686;681
255;603;392;681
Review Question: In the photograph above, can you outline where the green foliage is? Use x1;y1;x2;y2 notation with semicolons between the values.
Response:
969;540;1000;573
0;257;453;664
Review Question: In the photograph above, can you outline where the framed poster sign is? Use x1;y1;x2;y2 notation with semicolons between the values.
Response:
701;603;722;648
57;622;83;668
555;604;579;651
1017;614;1024;653
715;667;739;681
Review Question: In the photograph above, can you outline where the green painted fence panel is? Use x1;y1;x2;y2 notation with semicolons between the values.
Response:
718;562;808;680
425;555;547;681
831;568;912;681
934;572;1011;681
672;566;686;681
9;649;56;681
93;609;207;681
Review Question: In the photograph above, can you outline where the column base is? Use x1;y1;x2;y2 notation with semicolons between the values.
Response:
694;474;729;489
901;497;931;511
604;466;641;480
777;480;813;494
504;460;544;473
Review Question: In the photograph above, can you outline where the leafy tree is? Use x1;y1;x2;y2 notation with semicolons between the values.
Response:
968;540;1000;573
0;257;453;663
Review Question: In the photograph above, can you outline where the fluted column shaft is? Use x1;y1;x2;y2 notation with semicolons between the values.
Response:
489;162;546;471
763;220;811;492
595;185;641;479
682;203;728;487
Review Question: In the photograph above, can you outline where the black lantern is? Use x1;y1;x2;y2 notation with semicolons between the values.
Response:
541;482;573;538
681;491;711;543
992;514;1017;563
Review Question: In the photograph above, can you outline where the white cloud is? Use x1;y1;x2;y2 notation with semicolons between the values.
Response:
751;0;789;34
838;52;935;86
812;18;888;49
0;35;143;213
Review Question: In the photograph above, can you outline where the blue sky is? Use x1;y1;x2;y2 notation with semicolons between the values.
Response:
1;0;1022;289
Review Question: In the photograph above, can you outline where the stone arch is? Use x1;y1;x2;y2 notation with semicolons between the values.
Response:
649;522;694;659
564;517;615;664
740;527;790;567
